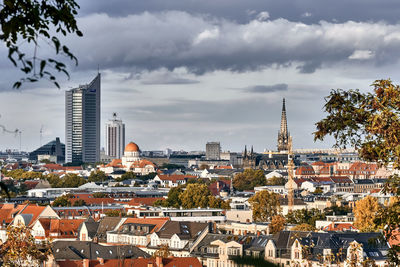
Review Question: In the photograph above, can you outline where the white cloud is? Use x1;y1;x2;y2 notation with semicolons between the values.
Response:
256;11;270;21
348;50;375;60
193;28;220;45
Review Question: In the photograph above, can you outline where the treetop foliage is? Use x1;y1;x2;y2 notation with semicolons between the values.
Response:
233;169;266;191
0;0;82;88
286;208;326;226
248;190;280;222
315;79;400;264
314;79;400;169
154;183;230;210
1;224;51;266
269;215;286;234
354;195;382;232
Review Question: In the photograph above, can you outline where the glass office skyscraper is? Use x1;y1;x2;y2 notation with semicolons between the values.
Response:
65;74;100;163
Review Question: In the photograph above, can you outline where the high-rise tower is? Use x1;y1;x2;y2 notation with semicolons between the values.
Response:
277;98;289;152
206;142;221;160
65;74;101;163
105;113;125;159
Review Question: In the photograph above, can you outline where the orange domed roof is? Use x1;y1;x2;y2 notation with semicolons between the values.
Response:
125;142;140;152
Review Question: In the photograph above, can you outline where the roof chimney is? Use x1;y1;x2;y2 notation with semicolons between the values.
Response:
156;256;164;267
83;259;89;267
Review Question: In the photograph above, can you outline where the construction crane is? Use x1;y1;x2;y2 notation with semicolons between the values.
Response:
287;136;295;212
0;114;21;151
0;115;19;137
0;125;19;136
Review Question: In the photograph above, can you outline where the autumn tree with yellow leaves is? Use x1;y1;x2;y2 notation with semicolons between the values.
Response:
353;195;382;232
1;224;51;267
248;190;280;222
291;223;316;232
269;215;286;234
179;183;230;209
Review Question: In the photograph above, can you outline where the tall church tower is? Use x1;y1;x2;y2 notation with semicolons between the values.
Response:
277;98;289;152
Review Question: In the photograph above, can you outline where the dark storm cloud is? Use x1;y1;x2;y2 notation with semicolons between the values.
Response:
244;84;288;93
60;12;400;76
77;0;400;25
140;71;200;85
141;78;199;85
129;97;279;123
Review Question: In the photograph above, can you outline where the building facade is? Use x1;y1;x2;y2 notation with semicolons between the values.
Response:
65;74;101;163
29;137;65;163
105;113;125;159
206;142;221;160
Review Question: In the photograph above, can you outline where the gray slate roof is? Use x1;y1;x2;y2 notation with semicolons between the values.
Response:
271;231;389;262
77;217;99;239
52;241;150;260
95;217;122;242
157;221;208;240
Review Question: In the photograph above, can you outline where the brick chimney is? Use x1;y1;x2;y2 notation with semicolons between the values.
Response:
97;257;104;265
155;256;164;267
83;259;89;267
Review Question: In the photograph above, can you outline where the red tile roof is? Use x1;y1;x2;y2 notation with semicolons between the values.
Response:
311;161;326;166
69;197;117;206
0;204;26;225
130;159;156;169
49;219;85;238
121;217;169;233
133;257;202;267
43;164;64;170
323;222;357;231
17;204;47;226
293;178;309;187
57;257;202;267
295;165;315;176
214;165;233;169
126;197;164;206
42;164;82;171
106;159;123;168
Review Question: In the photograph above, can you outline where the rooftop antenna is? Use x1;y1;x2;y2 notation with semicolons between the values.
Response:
287;136;295;212
18;130;22;152
40;125;44;147
113;112;117;120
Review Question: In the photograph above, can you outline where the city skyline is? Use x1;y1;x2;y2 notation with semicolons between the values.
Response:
1;1;400;152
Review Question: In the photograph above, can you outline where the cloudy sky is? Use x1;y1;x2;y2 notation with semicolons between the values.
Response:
1;0;400;153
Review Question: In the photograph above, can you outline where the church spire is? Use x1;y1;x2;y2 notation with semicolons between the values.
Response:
277;98;289;151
